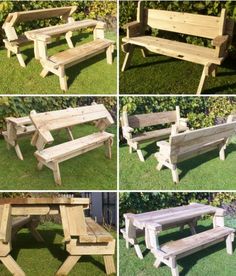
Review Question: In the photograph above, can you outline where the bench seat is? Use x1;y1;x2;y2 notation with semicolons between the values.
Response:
123;36;223;65
35;131;113;163
80;217;113;243
152;227;235;276
131;125;188;143
49;38;114;67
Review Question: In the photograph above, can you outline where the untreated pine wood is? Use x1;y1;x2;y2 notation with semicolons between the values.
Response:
2;6;77;67
122;1;234;94
155;121;236;183
30;104;115;185
121;106;188;162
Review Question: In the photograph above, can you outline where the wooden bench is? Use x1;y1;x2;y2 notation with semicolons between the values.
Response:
2;116;35;160
30;104;114;185
2;6;77;67
120;106;188;162
121;1;234;94
36;21;115;91
155;121;236;183
151;227;235;276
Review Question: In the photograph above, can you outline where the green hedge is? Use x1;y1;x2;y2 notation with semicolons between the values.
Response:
120;96;236;129
119;192;236;227
120;1;236;54
0;96;117;132
0;0;117;45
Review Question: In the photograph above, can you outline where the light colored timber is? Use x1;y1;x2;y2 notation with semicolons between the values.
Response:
30;104;114;185
155;121;236;183
121;1;234;94
2;6;77;67
120;106;188;161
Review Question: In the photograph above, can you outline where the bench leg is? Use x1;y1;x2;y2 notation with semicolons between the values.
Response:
16;53;26;68
7;49;12;58
219;142;226;160
28;218;44;242
129;146;133;154
156;162;164;171
52;163;62;185
65;31;74;48
103;255;116;275
40;68;50;78
14;144;24;161
0;255;25;276
141;48;149;58
105;139;112;159
37;162;44;170
154;259;162;268
170;257;179;276
58;66;68;91
121;45;134;72
197;65;207;95
226;234;234;255
56;255;81;275
66;127;74;140
137;149;145;162
171;165;179;183
212;67;217;77
106;45;113;65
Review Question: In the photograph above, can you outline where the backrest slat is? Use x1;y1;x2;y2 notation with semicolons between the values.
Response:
128;110;177;128
144;9;225;39
170;122;236;157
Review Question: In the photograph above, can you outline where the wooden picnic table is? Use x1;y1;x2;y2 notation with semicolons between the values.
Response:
122;203;224;259
25;19;100;59
0;197;116;275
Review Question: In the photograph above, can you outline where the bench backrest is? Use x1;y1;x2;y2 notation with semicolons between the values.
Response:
121;106;180;129
3;6;77;27
169;121;236;161
30;104;114;143
137;1;233;39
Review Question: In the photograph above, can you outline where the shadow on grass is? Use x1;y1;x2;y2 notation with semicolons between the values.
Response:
12;228;107;274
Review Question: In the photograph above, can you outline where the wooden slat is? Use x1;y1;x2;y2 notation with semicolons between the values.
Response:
128;111;177;128
35;132;113;162
49;38;113;66
146;9;223;39
160;227;234;258
5;116;31;126
0;204;12;243
122;36;222;65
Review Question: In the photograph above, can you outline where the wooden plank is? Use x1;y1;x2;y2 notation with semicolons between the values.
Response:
146;9;222;39
0;204;12;243
128;111;176;128
35;132;114;162
65;205;87;236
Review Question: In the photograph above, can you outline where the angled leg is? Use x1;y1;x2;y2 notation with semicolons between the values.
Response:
137;149;145;162
14;144;24;161
121;45;135;72
16;53;26;68
28;218;44;242
65;31;74;48
156;162;164;171
105;138;112;159
66;127;74;140
7;49;12;58
141;48;149;58
37;162;44;170
103;255;116;275
134;244;143;259
40;68;50;78
56;255;81;275
0;255;25;276
52;162;62;185
226;233;234;255
154;259;162;268
197;65;207;95
170;257;179;276
212;67;217;77
129;146;133;154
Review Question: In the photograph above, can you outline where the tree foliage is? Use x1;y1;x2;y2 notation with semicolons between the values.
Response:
0;96;117;132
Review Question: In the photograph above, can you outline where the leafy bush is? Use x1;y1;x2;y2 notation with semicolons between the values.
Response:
0;0;117;44
120;96;236;137
0;96;117;132
119;192;236;227
119;1;236;55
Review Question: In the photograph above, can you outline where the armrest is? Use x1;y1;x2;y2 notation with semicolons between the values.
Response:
179;117;188;123
95;21;106;29
124;126;134;133
178;117;188;127
211;35;229;47
35;34;51;43
123;21;142;38
156;140;170;149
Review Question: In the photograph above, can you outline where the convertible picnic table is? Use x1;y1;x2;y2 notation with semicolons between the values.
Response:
0;197;116;275
121;203;234;276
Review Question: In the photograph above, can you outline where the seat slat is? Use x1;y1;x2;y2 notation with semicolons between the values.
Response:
35;131;113;162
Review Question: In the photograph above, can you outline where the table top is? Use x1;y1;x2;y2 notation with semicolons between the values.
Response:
126;203;222;231
25;19;99;40
0;197;90;206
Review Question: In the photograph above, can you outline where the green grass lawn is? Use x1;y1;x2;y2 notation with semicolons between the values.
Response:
0;31;117;94
0;124;117;190
0;222;116;275
119;37;236;94
120;137;236;190
119;218;236;276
